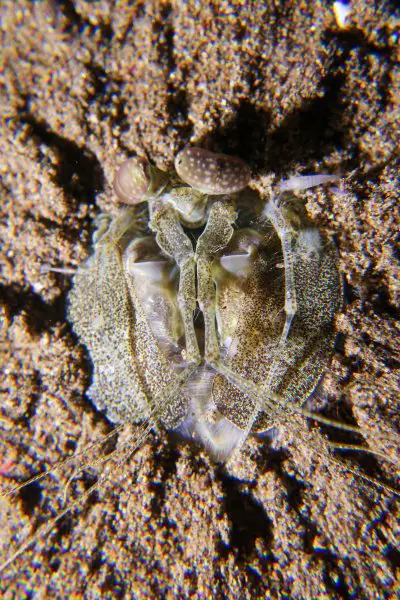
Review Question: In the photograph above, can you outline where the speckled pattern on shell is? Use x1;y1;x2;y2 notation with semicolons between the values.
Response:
175;146;251;194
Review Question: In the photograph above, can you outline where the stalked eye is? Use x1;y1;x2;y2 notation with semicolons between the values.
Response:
174;146;251;195
113;157;151;204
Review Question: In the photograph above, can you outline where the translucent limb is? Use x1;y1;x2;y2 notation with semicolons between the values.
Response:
263;198;297;347
178;256;200;363
150;205;201;364
279;173;339;193
263;171;339;345
39;266;76;275
197;257;220;361
196;201;236;362
150;199;236;364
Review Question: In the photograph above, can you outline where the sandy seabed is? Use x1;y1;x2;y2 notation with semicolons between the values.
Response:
0;1;399;598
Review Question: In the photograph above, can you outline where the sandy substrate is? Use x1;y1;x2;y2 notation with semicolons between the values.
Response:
0;1;399;598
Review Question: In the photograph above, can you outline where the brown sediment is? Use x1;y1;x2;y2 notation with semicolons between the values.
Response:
0;1;399;598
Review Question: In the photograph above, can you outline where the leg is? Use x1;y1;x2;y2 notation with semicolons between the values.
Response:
264;172;339;345
263;197;297;346
196;201;236;362
211;190;307;458
150;206;201;364
197;257;220;361
209;361;281;461
178;256;200;363
279;173;339;193
222;175;340;457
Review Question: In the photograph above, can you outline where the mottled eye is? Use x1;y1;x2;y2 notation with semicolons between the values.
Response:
174;146;251;195
113;157;151;205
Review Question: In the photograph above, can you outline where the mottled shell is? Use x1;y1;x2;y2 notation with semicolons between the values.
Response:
174;146;251;194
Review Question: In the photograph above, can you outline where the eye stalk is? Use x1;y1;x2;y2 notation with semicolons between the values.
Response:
113;157;151;204
114;149;250;228
113;157;168;205
174;146;251;195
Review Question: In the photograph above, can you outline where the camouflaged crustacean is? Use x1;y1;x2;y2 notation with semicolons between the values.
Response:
67;147;342;462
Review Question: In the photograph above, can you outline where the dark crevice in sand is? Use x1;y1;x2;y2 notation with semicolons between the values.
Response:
217;469;273;560
100;81;132;136
266;74;348;173
49;0;85;35
49;556;61;572
196;101;271;168
166;85;191;143
19;113;104;206
96;22;113;46
385;544;400;572
1;282;67;334
22;373;43;428
102;571;126;598
19;480;42;516
89;548;103;574
148;442;180;520
188;69;347;175
367;287;399;320
334;332;346;356
323;568;353;600
82;64;134;139
276;470;306;516
365;343;400;370
242;565;267;596
155;3;192;141
325;27;397;62
342;278;358;307
85;62;109;103
54;509;74;540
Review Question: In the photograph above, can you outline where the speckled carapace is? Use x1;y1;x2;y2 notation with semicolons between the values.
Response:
68;148;342;462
